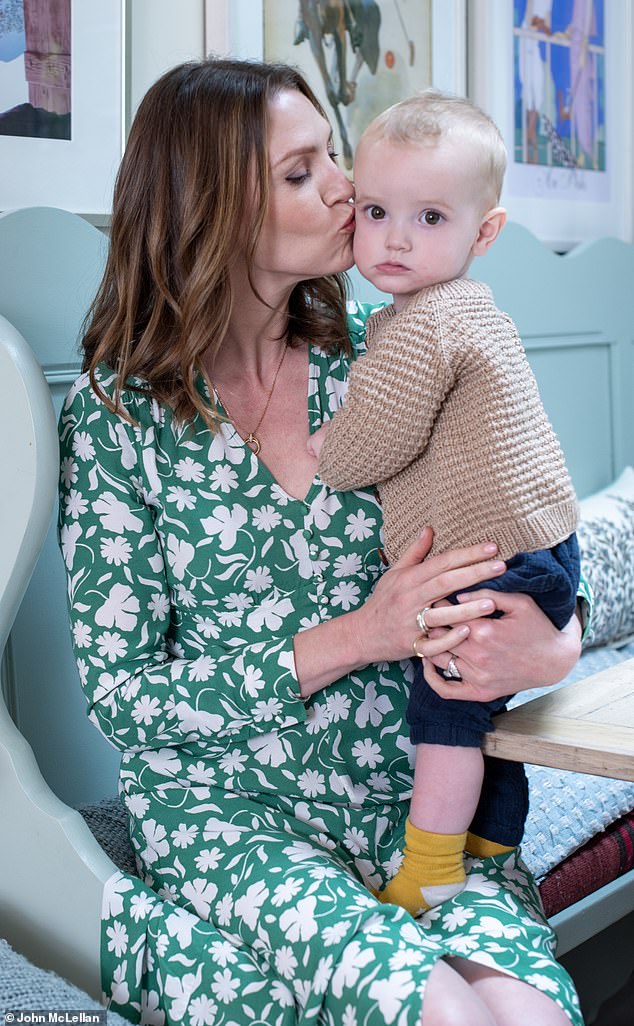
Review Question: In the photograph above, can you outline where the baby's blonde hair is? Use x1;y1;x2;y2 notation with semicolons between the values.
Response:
362;89;507;208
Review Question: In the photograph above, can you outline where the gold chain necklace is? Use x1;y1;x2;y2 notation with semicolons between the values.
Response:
213;344;288;457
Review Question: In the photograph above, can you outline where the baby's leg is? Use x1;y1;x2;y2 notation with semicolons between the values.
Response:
378;744;483;916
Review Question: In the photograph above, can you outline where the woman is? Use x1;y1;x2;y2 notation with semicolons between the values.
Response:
58;59;585;1025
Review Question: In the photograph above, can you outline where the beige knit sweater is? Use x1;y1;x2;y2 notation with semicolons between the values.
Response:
318;278;578;563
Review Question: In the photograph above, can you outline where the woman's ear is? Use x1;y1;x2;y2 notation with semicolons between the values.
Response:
472;207;507;256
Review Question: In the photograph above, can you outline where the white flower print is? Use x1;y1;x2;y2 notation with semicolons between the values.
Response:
274;946;298;980
253;697;284;722
252;503;282;532
279;896;318;943
368;971;416;1024
324;690;351;722
215;894;233;926
187;762;216;786
525;973;560;994
140;819;170;866
188;995;218;1026
246;591;294;632
166;485;197;511
201;504;248;550
92;492;144;533
60;455;78;487
210;969;239;1004
65;488;88;519
95;582;140;632
305;703;330;734
343;827;368;856
355;679;393;729
164;967;203;1022
194;847;222;872
182;878;218;919
106;920;128;958
244;566;274;594
333;552;362;577
345;510;376;542
297;768;327;798
329;940;374;999
96;630;128;662
166;535;195;581
330;581;361;610
100;536;133;566
129;892;153;922
148;592;170;621
72;620;92;649
103;872;136;919
171;823;199;850
271;877;302;908
110;962;130;1007
187;655;217;682
60;520;81;570
72;430;95;461
234;880;269;930
174;457;205;482
193;615;220;640
209;940;239;968
209;464;238;493
351;738;384;769
442;906;476;932
322;920;351;946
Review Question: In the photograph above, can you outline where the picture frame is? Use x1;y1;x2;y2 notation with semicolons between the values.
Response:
468;0;633;250
0;0;127;222
204;1;466;169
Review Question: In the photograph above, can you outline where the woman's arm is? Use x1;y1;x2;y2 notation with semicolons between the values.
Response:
294;529;505;696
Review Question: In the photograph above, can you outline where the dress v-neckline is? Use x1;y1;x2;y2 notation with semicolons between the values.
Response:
211;345;322;507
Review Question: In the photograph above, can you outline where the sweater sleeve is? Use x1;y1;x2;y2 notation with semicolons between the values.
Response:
318;302;456;490
58;373;305;755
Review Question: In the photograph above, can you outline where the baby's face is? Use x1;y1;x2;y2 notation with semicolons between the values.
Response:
353;137;488;311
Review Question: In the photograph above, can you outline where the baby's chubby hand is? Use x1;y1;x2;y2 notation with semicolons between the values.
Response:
307;422;330;458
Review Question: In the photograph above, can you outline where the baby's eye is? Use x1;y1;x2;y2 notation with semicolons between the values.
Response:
420;209;443;226
368;205;386;220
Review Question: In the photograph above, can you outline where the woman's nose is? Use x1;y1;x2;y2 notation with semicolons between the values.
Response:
326;164;354;205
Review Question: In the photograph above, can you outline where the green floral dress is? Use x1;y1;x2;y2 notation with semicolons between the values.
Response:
58;304;582;1026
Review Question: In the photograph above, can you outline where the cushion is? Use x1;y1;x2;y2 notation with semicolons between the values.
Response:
0;938;130;1023
577;466;634;649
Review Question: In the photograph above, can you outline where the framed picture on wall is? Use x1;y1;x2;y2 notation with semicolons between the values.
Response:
0;0;126;220
205;0;466;170
468;0;633;249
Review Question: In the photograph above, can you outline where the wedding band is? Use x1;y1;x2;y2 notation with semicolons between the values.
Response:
412;635;425;658
416;607;432;634
445;656;461;680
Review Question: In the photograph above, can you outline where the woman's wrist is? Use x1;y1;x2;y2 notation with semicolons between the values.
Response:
293;609;371;698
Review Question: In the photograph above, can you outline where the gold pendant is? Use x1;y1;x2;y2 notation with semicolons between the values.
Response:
245;432;261;456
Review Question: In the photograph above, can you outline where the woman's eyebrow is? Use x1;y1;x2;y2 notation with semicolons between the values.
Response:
272;144;319;169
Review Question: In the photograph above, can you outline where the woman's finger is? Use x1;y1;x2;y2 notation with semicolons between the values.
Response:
416;597;496;634
412;624;470;659
392;526;434;568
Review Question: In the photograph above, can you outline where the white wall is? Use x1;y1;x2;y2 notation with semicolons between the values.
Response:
127;0;205;123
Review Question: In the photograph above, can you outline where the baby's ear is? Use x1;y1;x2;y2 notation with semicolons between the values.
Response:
472;207;507;256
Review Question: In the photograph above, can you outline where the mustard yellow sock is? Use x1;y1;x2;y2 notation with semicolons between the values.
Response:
378;819;467;917
465;831;516;858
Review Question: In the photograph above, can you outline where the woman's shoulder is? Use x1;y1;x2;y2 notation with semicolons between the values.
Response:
346;300;387;359
61;363;165;430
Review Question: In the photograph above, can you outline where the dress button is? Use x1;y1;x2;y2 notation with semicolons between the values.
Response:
320;595;329;605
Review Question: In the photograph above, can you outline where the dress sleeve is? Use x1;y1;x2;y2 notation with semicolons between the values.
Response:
320;303;455;489
58;373;306;755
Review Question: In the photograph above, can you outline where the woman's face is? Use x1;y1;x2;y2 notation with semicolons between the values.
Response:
251;89;355;292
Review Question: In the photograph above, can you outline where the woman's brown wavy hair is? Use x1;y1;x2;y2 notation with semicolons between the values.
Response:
82;58;351;429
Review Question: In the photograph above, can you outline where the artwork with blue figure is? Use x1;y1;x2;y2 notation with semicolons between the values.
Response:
513;0;605;170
